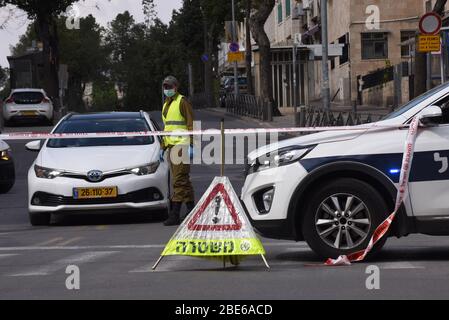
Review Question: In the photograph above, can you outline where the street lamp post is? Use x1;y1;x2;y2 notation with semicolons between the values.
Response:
321;0;331;110
232;0;239;97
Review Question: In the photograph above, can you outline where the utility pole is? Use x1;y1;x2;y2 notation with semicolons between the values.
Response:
321;0;330;110
232;0;239;97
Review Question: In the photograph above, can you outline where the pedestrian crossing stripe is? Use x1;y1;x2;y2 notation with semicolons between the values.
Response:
158;177;266;262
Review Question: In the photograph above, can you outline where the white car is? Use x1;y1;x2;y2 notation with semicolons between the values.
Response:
3;88;54;126
26;112;169;226
0;139;15;193
242;82;449;259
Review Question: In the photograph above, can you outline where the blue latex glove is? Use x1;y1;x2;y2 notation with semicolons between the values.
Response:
159;149;165;162
188;145;194;160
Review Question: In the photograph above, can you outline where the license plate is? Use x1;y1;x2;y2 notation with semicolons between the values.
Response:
73;187;118;199
21;111;38;116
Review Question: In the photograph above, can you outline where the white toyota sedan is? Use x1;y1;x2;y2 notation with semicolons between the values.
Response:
26;112;169;226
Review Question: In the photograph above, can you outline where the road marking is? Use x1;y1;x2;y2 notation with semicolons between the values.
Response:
58;237;83;246
0;242;299;252
380;262;425;270
8;251;118;277
0;254;19;260
35;237;64;246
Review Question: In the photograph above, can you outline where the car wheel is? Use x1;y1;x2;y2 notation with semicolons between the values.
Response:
29;212;51;226
0;166;15;194
0;180;14;194
302;178;389;259
155;208;169;221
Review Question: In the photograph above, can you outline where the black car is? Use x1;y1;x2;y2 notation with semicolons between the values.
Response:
0;138;15;193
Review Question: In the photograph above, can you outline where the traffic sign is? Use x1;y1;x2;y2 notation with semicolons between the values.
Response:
418;35;441;53
227;52;244;63
229;42;240;53
154;176;268;269
419;12;442;35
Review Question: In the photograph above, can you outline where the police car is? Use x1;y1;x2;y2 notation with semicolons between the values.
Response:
242;82;449;259
0;139;15;194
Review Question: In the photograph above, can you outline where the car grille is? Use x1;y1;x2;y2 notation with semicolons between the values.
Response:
31;188;164;207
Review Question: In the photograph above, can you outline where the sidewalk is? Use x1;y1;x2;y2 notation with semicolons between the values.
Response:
205;100;392;129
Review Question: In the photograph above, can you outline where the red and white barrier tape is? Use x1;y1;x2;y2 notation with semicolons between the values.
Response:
325;116;420;266
0;124;407;141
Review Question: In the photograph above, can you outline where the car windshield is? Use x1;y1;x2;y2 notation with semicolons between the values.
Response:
47;118;154;148
12;92;44;104
382;82;449;120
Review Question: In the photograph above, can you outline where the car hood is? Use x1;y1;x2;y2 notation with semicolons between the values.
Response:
37;144;159;172
248;118;404;161
0;140;9;151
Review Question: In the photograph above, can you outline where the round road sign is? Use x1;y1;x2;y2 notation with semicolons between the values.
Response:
229;42;240;53
419;12;442;35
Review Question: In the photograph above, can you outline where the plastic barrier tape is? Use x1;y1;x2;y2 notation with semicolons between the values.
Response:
0;124;408;141
325;116;420;266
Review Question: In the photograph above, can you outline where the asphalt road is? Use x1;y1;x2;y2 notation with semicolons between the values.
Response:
1;110;449;300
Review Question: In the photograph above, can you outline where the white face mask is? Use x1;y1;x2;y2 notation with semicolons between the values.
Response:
164;89;176;98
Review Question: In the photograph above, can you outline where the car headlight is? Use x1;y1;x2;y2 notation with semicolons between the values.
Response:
248;145;316;174
130;162;160;176
0;149;12;161
34;165;62;179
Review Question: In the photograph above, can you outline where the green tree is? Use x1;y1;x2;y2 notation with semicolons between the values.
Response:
249;0;278;115
0;0;78;107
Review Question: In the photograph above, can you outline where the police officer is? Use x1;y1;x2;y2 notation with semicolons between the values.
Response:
160;76;195;226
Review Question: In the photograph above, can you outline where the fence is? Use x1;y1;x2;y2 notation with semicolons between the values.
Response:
224;94;272;121
299;106;385;127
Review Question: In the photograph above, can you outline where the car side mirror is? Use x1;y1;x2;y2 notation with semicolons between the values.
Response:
419;105;443;126
25;140;42;152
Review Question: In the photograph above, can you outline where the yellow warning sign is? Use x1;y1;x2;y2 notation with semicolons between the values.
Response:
153;177;268;269
418;35;441;53
228;52;245;63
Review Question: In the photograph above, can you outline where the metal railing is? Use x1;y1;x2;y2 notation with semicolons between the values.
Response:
224;94;272;121
299;106;385;127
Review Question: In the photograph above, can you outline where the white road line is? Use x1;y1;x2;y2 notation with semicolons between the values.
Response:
380;262;425;270
0;254;19;259
0;242;299;252
34;237;64;246
57;237;83;246
8;251;118;277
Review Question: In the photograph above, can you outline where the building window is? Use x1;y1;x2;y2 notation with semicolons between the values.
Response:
361;32;388;60
286;0;291;17
401;31;415;57
339;33;349;65
278;3;283;23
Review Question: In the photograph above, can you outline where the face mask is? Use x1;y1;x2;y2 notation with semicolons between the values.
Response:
164;89;176;98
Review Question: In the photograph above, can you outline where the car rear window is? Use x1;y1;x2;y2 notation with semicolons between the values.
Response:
47;118;154;148
12;92;44;105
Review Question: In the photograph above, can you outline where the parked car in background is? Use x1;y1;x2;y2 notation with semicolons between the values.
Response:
0;138;15;194
219;76;248;107
2;89;54;126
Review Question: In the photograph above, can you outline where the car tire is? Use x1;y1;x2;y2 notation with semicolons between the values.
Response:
155;208;169;221
0;166;15;194
29;212;51;226
0;180;14;194
302;178;389;260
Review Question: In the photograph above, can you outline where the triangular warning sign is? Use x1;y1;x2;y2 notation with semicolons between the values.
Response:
187;182;242;232
157;177;267;263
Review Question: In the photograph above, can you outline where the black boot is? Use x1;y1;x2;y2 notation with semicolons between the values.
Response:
186;201;195;214
164;202;182;226
180;201;195;222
